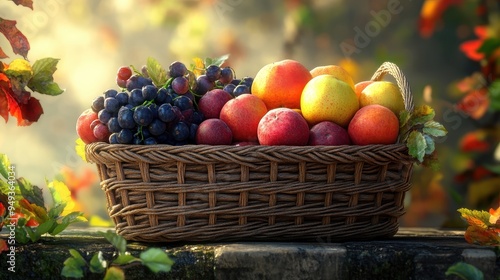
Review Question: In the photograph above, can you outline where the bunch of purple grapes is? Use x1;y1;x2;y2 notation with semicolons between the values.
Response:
92;61;204;145
197;64;254;97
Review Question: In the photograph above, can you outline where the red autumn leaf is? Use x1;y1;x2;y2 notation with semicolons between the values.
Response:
472;166;493;181
0;74;10;122
0;203;4;217
5;92;43;126
419;0;463;38
459;131;490;152
0;239;7;254
460;40;484;61
456;88;490;120
0;47;7;59
13;0;33;9
0;18;30;58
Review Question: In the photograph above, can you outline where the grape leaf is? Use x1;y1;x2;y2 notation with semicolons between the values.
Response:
28;58;64;96
423;121;447;137
407;131;427;162
0;18;30;58
445;262;484;280
140;248;174;273
206;54;229;67
13;0;34;9
146;57;167;87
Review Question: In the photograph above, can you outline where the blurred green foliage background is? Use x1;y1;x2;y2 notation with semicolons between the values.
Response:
1;0;498;228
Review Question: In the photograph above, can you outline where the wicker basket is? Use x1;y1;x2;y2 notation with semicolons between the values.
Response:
85;62;415;242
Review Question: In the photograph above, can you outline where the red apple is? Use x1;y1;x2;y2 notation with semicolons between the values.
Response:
76;108;99;144
308;121;350;146
348;104;399;145
198;89;233;119
220;94;268;142
257;108;309;146
196;119;233;145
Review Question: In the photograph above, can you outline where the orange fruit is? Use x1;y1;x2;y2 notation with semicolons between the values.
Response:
251;59;312;110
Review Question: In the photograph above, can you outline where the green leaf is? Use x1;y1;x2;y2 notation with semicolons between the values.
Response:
61;258;85;278
69;249;87;267
423;135;435;155
14;226;29;244
34;219;55;236
103;267;125;280
75;138;87;162
140;248;174;273
113;253;141;265
477;38;500;58
0;153;11;179
24;224;39;242
48;203;66;219
50;221;72;236
146;57;168;87
100;230;127;255
27;58;64;96
399;110;411;129
206;54;229;67
407;131;427;162
90;251;107;273
17;177;44;208
423;121;447;137
484;164;500;175
489;80;500;111
445;262;484;280
62;211;87;224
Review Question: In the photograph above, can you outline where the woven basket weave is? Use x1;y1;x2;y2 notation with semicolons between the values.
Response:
86;62;415;242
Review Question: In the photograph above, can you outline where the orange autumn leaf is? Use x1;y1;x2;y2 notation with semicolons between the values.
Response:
464;225;500;246
419;0;463;38
59;166;97;199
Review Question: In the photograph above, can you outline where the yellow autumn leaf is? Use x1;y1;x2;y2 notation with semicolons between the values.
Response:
489;207;500;225
192;57;205;77
47;179;76;216
5;58;33;79
89;215;114;227
75;138;86;162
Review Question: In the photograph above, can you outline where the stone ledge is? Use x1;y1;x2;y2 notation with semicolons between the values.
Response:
0;227;498;280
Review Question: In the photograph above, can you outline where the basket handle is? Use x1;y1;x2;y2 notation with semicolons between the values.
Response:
370;62;414;113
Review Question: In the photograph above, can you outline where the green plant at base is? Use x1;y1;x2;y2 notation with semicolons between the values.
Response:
445;262;484;280
61;230;174;280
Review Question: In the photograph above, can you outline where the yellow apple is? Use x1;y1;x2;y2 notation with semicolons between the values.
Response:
300;74;359;127
359;81;405;115
310;65;355;91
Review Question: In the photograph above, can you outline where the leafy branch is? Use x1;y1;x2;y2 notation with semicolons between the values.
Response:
0;153;86;248
62;230;174;280
399;104;448;169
